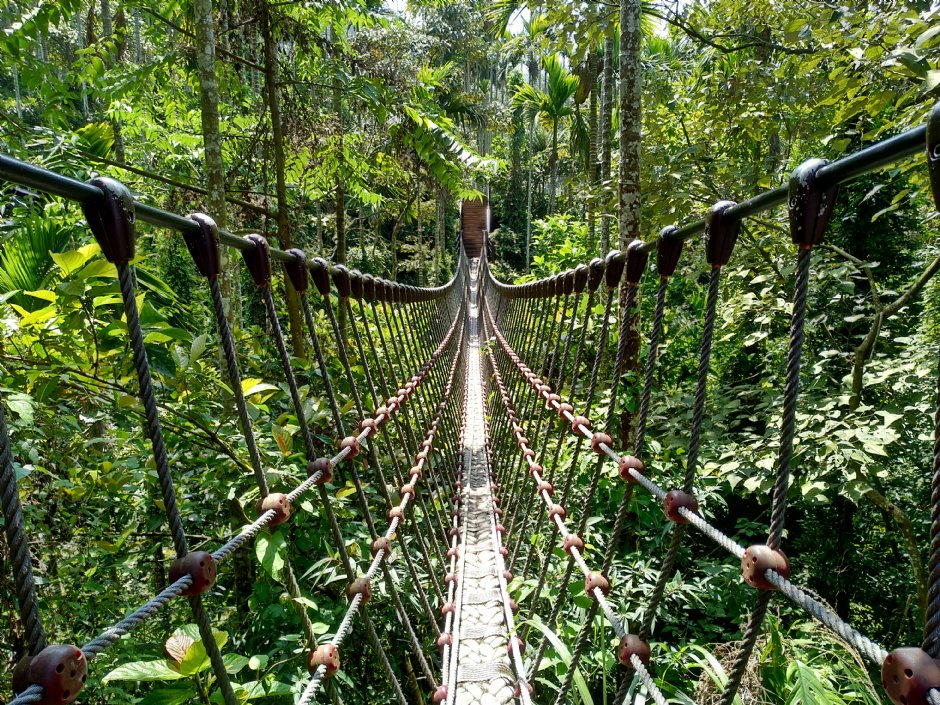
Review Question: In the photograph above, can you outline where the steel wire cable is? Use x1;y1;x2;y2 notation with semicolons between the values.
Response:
481;305;668;705
6;269;461;705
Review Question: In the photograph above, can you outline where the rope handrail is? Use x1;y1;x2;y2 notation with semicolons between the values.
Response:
5;289;465;705
0;153;460;302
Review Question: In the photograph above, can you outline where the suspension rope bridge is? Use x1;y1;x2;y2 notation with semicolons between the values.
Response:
3;103;940;705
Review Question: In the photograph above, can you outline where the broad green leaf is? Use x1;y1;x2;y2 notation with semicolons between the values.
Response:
179;630;229;675
242;379;278;398
51;244;100;275
24;289;56;302
255;530;286;580
102;660;184;682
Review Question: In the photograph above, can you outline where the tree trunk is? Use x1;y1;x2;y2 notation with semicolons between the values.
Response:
333;75;346;266
435;186;445;284
261;3;305;357
617;0;643;449
99;0;126;162
194;0;239;327
600;30;615;254
549;120;558;212
587;48;599;253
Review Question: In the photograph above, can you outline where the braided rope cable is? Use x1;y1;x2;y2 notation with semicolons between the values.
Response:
298;314;466;704
925;346;940;656
482;303;668;705
0;397;47;655
116;263;239;705
6;277;464;705
485;286;892;704
717;247;812;705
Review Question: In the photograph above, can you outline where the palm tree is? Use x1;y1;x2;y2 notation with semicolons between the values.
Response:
513;54;579;214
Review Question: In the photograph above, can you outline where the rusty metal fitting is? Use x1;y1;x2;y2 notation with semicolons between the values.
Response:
82;177;137;264
882;648;940;705
441;602;456;616
185;213;221;280
741;545;790;590
282;247;308;294
449;526;460;538
371;537;392;559
311;257;331;297
332;264;352;298
499;546;509;557
929;101;940;211
417;450;429;461
502;569;513;581
496;524;506;534
704;200;741;268
619;455;645;483
241;234;271;288
400;485;415;499
663;490;698;524
349;269;364;299
363;273;376;301
388;506;405;521
308;457;334;484
436;633;453;649
307;644;340;678
605;250;626;288
447;547;459;559
347;578;372;603
169;551;217;596
528;463;544;478
12;645;87;705
585;572;611;598
789;158;839;249
513;681;535;698
617;635;651;668
545;393;561;409
624;239;650;285
563;534;584;554
408;465;423;480
571;415;591;433
538;383;552;397
591;432;612;454
257;492;291;527
656;226;683;278
509;598;519;614
573;264;589;293
340;436;360;459
548;504;567;521
359;418;377;435
537;480;554;496
558;402;574;418
445;572;458;586
588;257;605;291
515;434;529;449
493;507;503;517
432;685;449;703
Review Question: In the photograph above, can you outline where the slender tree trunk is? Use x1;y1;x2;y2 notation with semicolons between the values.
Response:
618;0;643;449
261;3;304;356
99;0;125;161
194;0;239;328
417;180;424;285
600;30;615;254
333;77;346;270
587;49;598;253
549;120;558;212
435;186;445;284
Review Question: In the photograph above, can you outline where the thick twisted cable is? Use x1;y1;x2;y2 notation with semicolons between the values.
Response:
717;247;813;705
116;263;239;705
0;397;47;654
926;349;940;656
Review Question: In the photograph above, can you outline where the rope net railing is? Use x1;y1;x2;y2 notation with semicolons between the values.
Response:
473;101;940;705
3;100;940;705
0;159;474;705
